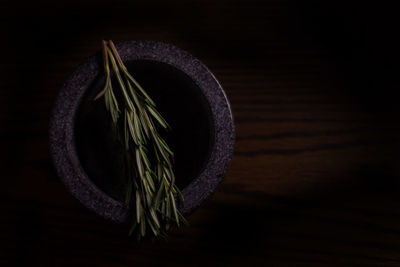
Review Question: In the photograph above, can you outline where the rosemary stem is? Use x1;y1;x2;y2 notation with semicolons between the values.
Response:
96;40;185;239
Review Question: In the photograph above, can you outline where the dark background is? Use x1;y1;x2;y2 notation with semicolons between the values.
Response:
1;1;400;266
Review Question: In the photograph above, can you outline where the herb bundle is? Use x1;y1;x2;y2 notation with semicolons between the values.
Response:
95;40;186;239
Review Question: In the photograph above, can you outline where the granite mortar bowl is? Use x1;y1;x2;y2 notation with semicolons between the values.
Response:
49;41;235;223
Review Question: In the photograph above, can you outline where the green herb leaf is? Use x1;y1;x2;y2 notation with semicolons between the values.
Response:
95;40;186;239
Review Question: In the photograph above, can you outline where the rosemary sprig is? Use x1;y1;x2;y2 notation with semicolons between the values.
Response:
95;40;186;239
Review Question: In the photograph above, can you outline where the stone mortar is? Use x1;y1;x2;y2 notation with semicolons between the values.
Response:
49;41;235;223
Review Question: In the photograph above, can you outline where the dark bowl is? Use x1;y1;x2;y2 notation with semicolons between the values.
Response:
49;41;235;222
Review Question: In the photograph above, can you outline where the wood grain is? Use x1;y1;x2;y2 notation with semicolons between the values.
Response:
1;1;400;266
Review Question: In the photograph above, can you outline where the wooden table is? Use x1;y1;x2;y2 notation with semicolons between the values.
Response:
1;1;400;266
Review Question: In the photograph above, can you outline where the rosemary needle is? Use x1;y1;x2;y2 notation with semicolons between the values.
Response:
95;40;186;239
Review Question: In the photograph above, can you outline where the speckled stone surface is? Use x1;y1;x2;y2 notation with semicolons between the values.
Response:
49;41;235;223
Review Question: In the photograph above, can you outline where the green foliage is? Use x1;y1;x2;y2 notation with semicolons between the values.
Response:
95;40;187;239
